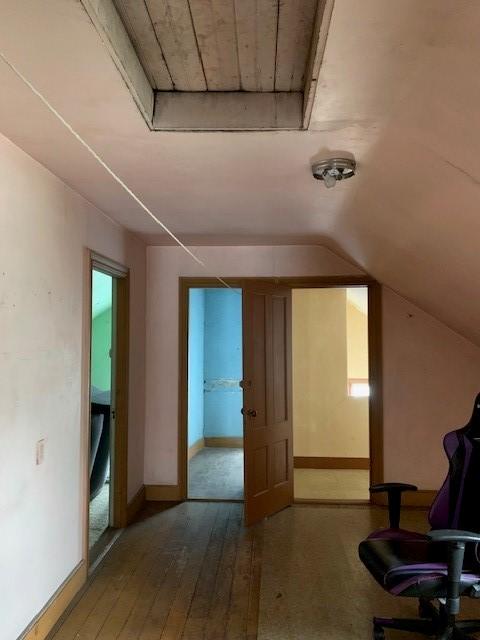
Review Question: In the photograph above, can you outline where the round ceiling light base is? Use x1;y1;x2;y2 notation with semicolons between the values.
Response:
312;157;356;188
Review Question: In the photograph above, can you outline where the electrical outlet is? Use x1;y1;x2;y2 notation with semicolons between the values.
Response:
36;439;45;465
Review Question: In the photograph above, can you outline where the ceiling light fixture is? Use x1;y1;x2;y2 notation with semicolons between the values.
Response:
312;157;356;188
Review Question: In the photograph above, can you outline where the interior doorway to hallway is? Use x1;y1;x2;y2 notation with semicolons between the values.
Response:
181;278;381;524
187;287;244;500
292;287;370;502
89;269;114;549
87;254;130;563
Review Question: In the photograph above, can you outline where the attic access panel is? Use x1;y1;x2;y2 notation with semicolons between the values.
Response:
108;0;333;131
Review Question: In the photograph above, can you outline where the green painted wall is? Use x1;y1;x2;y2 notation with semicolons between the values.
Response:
91;271;113;392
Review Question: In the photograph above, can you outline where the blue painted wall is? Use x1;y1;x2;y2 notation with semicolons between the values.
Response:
187;288;243;445
187;289;205;446
204;289;243;438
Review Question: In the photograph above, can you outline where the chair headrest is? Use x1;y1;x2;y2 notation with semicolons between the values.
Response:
465;392;480;436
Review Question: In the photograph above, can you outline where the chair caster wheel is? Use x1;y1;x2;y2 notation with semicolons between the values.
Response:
373;624;385;640
418;599;432;619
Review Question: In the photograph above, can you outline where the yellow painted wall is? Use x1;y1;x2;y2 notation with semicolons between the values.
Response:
347;301;369;379
292;289;369;458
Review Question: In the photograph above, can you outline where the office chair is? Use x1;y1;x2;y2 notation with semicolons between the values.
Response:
359;393;480;639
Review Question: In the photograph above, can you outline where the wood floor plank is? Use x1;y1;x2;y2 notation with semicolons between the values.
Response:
114;505;192;640
180;505;231;639
226;527;255;638
53;502;264;640
52;505;179;639
204;504;243;639
117;550;177;640
52;535;153;638
54;502;447;640
92;507;190;639
140;503;216;639
159;503;220;639
246;525;263;640
80;514;182;639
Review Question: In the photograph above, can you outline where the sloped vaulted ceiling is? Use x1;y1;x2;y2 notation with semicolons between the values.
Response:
0;1;479;343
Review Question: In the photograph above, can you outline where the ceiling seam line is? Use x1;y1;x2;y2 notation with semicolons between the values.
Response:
142;0;174;89
0;50;232;288
273;0;280;92
232;0;243;91
186;0;209;90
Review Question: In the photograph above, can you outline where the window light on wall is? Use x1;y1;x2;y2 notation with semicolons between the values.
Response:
348;379;370;398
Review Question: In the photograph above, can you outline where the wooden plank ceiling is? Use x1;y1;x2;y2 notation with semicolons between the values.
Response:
113;0;319;92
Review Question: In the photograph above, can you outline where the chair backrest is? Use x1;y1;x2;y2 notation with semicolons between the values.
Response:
429;393;480;532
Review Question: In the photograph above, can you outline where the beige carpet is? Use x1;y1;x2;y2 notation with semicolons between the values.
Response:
294;468;370;501
89;482;110;548
258;505;435;640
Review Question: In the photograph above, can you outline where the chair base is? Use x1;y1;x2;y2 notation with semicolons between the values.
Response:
373;599;480;640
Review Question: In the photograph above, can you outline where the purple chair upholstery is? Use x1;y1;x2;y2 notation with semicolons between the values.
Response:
359;393;480;640
368;395;480;540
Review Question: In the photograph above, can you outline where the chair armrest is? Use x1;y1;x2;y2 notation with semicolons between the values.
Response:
427;530;480;544
370;483;418;493
427;529;480;615
370;483;418;529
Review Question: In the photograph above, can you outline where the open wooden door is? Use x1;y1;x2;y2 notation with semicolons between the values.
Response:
242;281;293;526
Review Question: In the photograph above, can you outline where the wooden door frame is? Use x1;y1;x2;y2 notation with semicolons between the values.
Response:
178;275;383;502
82;251;130;567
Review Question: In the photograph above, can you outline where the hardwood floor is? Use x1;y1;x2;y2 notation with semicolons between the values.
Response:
52;502;262;640
52;502;480;640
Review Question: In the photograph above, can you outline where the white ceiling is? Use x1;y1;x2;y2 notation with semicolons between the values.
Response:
0;0;479;345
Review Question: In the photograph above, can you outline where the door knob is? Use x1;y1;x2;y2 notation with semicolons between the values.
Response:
241;408;257;418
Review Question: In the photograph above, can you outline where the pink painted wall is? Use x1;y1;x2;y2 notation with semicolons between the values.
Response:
382;288;480;488
0;133;146;639
145;246;480;492
144;245;364;485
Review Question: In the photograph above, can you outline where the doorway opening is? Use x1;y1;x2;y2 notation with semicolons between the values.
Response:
87;256;129;562
187;287;244;500
292;287;370;502
181;278;381;523
89;269;114;549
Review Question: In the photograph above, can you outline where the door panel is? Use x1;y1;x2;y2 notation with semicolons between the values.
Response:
243;282;293;526
251;293;268;427
272;295;287;424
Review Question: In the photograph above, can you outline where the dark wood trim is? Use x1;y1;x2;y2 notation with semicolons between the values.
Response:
204;437;244;448
294;498;370;506
375;489;435;509
294;456;370;470
404;490;436;508
269;275;376;288
179;275;374;288
188;437;205;460
178;279;189;500
22;562;87;640
126;485;146;525
82;250;93;566
145;484;183;501
368;282;384;503
178;275;384;509
87;253;130;543
111;272;130;528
